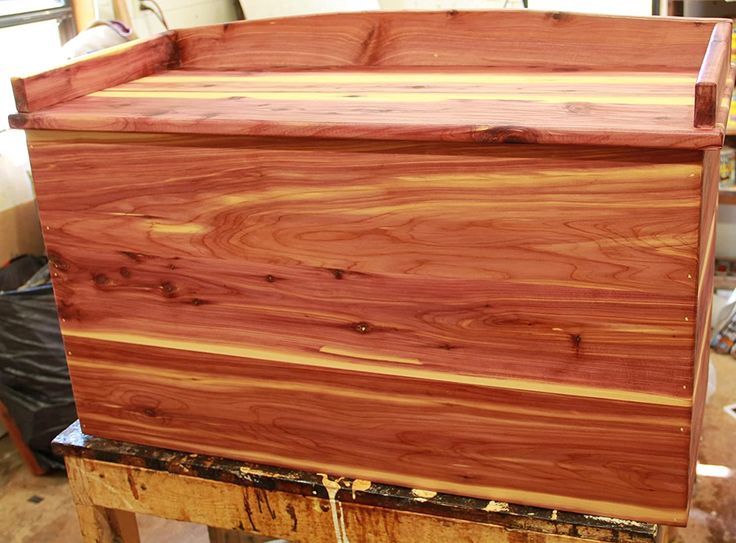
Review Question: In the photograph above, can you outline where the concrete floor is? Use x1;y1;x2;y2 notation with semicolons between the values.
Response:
670;353;736;543
0;354;735;543
0;436;208;542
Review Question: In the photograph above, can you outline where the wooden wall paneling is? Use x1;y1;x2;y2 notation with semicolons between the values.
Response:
26;131;706;524
11;31;179;113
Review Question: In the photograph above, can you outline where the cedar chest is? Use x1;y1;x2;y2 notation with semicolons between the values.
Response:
10;10;734;525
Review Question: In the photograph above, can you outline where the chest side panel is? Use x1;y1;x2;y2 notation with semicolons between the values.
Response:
27;132;701;523
29;132;701;399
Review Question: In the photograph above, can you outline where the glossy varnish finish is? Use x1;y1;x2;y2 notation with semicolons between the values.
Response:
10;11;734;526
8;11;735;146
29;132;700;523
10;68;725;149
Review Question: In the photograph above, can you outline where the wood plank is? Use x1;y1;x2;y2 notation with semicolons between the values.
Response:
26;131;705;524
10;68;723;150
717;63;735;132
64;455;665;542
688;148;719;511
11;32;178;113
29;132;701;399
66;335;691;523
694;21;732;127
174;11;715;72
71;504;140;543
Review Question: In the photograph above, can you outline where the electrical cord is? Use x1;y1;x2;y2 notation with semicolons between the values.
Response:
140;0;169;30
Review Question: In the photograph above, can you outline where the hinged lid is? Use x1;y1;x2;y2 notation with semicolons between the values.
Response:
9;11;735;149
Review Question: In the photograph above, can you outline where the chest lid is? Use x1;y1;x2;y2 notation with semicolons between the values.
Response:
9;10;734;149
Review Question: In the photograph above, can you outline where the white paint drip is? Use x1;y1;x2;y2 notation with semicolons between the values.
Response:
319;473;351;543
583;514;644;528
351;479;372;500
411;488;438;502
483;500;510;513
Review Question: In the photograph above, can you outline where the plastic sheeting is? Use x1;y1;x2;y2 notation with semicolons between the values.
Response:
0;256;76;470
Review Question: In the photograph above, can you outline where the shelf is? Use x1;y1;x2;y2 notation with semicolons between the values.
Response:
715;275;736;290
720;188;736;205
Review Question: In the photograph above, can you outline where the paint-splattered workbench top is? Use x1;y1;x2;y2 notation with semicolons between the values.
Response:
53;420;665;543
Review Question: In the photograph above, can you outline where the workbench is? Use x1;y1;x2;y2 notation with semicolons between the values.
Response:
52;421;668;543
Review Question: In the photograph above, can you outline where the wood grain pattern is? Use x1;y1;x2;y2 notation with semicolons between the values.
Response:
8;68;724;149
719;64;736;135
694;21;731;127
174;11;715;72
688;149;720;512
25;131;709;524
72;504;140;543
11;31;177;113
11;9;731;528
7;12;732;146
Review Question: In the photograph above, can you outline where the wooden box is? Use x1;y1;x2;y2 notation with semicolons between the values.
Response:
10;11;734;525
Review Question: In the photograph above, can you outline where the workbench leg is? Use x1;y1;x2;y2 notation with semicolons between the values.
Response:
73;504;140;543
65;454;141;543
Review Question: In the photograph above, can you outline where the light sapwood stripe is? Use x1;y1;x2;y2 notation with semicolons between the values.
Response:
697;212;718;303
118;83;694;96
142;72;696;85
91;89;694;106
77;413;689;525
67;355;689;427
63;329;692;407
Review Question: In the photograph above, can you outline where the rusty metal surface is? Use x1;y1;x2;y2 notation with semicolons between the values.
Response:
53;420;659;542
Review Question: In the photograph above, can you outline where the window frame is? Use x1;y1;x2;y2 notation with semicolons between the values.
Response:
0;1;75;42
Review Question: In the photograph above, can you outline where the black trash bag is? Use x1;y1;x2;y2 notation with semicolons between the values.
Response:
0;256;77;471
0;255;47;291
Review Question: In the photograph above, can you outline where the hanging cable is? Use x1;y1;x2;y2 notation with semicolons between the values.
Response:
140;0;169;30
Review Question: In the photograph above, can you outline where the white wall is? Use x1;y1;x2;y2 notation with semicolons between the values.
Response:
98;0;238;38
240;0;647;19
241;0;524;19
0;19;62;208
527;0;652;16
717;206;736;259
380;0;523;9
